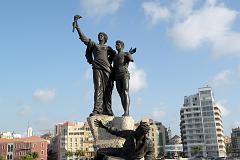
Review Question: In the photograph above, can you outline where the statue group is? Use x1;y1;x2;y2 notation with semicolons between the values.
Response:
73;15;135;117
73;15;154;160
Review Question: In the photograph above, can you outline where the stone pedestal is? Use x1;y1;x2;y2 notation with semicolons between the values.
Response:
87;115;134;148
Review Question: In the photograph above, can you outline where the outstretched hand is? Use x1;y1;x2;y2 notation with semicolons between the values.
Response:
72;21;78;29
129;48;137;54
94;119;105;129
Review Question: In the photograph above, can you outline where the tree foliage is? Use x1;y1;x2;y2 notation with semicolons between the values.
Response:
75;150;85;158
20;152;39;160
65;151;74;157
0;155;6;160
191;146;203;156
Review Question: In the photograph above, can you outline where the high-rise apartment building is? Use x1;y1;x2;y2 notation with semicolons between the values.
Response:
231;127;240;157
53;121;94;160
180;86;226;158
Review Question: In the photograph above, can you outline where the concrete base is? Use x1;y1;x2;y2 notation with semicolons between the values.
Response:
87;115;134;148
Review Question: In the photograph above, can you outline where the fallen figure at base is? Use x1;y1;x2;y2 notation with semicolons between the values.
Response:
94;119;154;160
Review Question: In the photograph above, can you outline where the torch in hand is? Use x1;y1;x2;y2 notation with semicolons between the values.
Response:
72;15;82;32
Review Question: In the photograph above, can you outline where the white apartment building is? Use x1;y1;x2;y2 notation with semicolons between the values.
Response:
180;86;226;158
54;121;94;160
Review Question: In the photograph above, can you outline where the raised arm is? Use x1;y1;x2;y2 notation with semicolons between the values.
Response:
125;47;136;63
94;119;132;138
73;20;91;45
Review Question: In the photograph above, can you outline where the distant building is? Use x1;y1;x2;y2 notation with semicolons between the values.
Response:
167;127;172;141
136;119;168;159
52;121;94;160
231;127;240;157
0;136;48;160
170;135;182;145
224;136;232;156
0;132;22;139
180;86;226;158
27;127;33;137
166;135;183;158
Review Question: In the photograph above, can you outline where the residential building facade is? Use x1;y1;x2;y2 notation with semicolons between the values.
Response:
0;136;48;160
53;121;94;160
231;127;240;157
180;86;226;158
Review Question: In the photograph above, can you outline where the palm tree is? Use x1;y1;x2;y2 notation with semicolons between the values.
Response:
75;150;85;160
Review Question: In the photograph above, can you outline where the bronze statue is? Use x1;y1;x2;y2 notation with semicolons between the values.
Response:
73;15;116;116
113;40;136;116
94;119;154;160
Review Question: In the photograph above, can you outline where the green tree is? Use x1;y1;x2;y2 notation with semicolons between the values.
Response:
20;152;38;160
75;150;85;159
226;144;232;156
20;154;34;160
31;152;38;160
0;155;6;160
65;151;74;159
191;146;202;156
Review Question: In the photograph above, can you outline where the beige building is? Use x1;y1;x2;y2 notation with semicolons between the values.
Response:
53;121;94;160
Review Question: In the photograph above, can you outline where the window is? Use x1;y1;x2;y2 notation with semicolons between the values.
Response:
41;143;44;147
41;150;44;155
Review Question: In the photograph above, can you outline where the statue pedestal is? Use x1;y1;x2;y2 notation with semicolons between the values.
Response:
87;115;134;148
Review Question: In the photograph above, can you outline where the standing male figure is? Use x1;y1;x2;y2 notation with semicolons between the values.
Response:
113;40;136;116
73;17;116;116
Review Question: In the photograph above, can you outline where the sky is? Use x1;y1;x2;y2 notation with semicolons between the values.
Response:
0;0;240;136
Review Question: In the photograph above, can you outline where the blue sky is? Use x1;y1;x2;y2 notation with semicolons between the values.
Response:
0;0;240;136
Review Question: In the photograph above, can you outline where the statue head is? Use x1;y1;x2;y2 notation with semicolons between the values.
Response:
115;40;124;52
98;32;108;44
136;121;150;135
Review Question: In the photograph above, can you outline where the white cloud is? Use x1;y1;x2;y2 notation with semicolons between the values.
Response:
80;0;123;17
169;2;238;50
142;1;170;25
211;70;232;87
212;33;240;57
18;105;32;116
175;0;197;18
215;101;230;117
157;0;240;57
33;89;56;103
129;63;147;93
151;106;166;121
